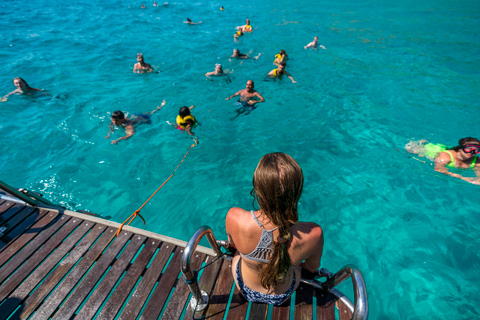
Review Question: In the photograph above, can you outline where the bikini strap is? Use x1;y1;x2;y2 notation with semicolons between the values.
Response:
445;151;455;165
250;210;278;231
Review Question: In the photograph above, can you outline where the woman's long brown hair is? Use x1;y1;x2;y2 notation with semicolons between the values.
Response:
250;153;303;289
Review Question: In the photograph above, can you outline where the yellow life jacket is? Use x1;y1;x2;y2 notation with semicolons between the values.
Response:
272;68;284;78
244;24;252;31
176;115;196;129
274;54;284;63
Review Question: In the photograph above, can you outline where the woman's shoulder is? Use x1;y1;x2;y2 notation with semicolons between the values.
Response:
226;207;251;222
291;222;323;242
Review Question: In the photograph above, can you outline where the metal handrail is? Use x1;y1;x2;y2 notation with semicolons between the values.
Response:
181;225;225;312
318;265;368;320
0;179;63;209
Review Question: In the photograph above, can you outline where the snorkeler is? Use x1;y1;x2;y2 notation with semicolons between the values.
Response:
304;36;326;50
405;137;480;185
167;105;198;140
237;19;253;33
2;77;42;101
230;49;263;61
133;53;153;73
105;100;166;144
184;18;202;25
273;50;289;67
226;80;265;119
267;62;296;83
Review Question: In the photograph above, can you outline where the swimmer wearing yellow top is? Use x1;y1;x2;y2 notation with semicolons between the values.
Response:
220;6;225;10
167;105;198;142
267;62;296;83
273;50;289;67
234;29;244;41
237;19;253;33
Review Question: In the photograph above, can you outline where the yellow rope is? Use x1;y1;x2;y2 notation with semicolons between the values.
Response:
116;141;197;237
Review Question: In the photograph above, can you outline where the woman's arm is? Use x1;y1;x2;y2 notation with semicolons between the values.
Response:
434;152;480;185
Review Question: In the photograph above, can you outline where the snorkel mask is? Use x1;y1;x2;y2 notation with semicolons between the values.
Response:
462;144;480;154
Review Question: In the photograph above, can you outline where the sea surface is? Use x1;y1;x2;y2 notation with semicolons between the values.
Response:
1;0;479;318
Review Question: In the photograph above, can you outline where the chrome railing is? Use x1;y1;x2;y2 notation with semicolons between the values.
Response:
301;265;368;320
180;226;226;312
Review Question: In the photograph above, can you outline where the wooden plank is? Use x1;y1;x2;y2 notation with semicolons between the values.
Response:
117;242;175;320
294;282;314;320
75;234;147;320
0;206;36;230
225;286;248;320
0;208;48;253
0;214;69;276
138;247;184;320
0;210;58;267
0;204;31;228
337;299;353;320
206;259;234;320
31;227;118;320
96;238;160;319
161;252;205;320
250;303;268;320
12;224;107;320
0;217;82;301
0;221;93;319
183;255;225;320
271;297;291;319
0;201;15;216
50;230;133;320
316;291;336;320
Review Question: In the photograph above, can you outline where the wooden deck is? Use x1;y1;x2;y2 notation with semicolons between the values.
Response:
0;195;352;320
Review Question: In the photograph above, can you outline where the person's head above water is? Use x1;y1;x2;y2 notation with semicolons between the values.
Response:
187;17;192;22
451;137;480;155
277;63;285;73
179;106;191;118
137;53;144;63
246;19;250;25
313;36;318;42
215;63;223;72
251;152;303;288
111;111;125;125
246;80;254;91
13;77;30;90
279;50;286;56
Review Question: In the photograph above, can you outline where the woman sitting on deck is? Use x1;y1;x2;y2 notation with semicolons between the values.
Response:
225;152;324;305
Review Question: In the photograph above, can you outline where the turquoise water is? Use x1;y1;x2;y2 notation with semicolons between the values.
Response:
1;0;480;318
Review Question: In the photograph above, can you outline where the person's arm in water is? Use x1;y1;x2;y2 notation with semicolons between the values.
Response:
225;90;241;100
434;152;480;185
112;125;135;144
248;91;265;105
285;70;296;83
205;71;217;77
149;100;166;114
105;122;115;139
1;89;19;101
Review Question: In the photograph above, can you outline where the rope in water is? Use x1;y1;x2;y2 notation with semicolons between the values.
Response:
116;141;197;237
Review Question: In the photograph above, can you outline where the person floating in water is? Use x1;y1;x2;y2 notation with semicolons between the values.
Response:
184;17;202;25
105;100;166;144
220;6;225;10
234;29;244;41
405;137;480;185
226;80;265;119
133;53;153;73
153;1;158;6
205;64;232;83
237;19;253;33
267;62;296;83
2;77;43;101
273;50;289;67
167;106;198;142
230;49;262;61
141;3;146;8
304;36;326;50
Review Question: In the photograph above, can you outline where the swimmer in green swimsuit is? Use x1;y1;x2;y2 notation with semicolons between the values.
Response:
405;137;480;185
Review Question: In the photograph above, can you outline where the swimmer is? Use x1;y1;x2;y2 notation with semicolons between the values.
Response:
184;17;202;25
141;3;146;8
105;100;166;144
226;80;265;119
205;64;232;83
2;77;42;101
133;53;153;73
153;1;158;6
230;49;263;61
163;2;168;6
304;36;326;50
405;137;480;185
167;106;198;141
237;19;253;33
220;6;225;11
267;62;296;83
234;29;244;41
273;50;289;67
